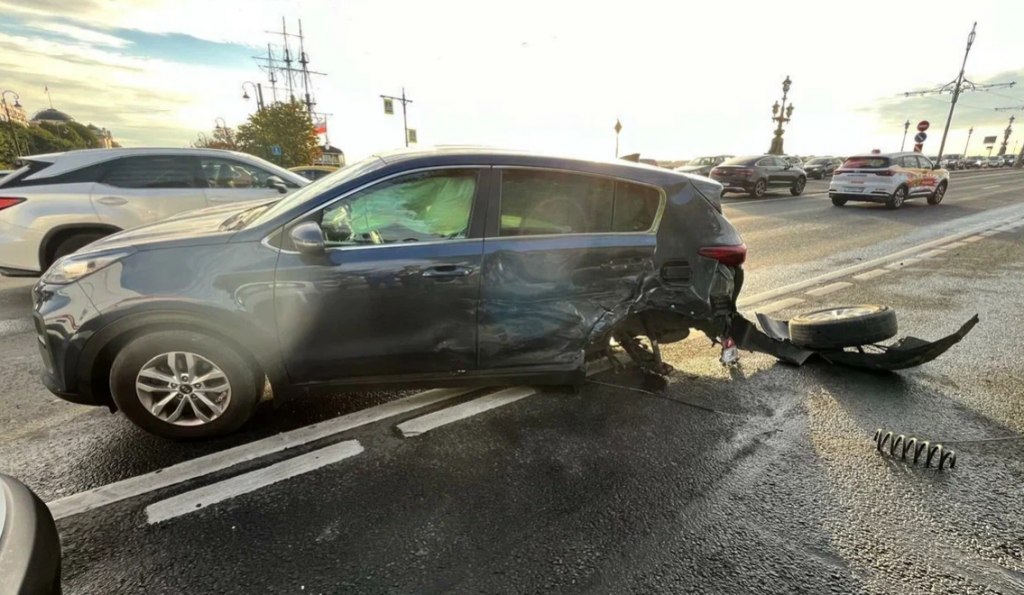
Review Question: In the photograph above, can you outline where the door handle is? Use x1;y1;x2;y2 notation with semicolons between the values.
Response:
422;265;473;278
96;196;128;206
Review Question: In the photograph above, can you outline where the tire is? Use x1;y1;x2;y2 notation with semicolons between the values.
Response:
788;305;898;350
831;196;847;207
749;179;767;198
790;177;806;196
51;232;109;264
110;330;261;439
927;181;947;205
886;185;907;210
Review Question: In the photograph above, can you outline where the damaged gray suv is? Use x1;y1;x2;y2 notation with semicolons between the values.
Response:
32;147;745;438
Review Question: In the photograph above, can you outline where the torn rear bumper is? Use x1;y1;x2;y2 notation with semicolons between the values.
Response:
731;313;979;371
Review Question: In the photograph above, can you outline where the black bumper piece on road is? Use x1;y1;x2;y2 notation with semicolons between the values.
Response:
829;192;890;204
0;266;41;278
731;313;979;371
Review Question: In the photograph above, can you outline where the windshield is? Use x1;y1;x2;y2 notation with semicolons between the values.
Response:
688;157;714;166
249;156;386;226
842;157;890;169
806;158;831;165
721;156;760;166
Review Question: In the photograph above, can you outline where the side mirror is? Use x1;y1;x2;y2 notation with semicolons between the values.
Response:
783;164;792;170
266;176;288;194
0;474;62;595
933;163;941;170
289;222;325;256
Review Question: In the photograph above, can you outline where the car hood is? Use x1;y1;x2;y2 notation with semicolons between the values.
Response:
803;164;822;169
86;200;272;253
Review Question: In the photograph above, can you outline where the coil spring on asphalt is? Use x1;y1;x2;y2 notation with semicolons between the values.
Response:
874;429;957;470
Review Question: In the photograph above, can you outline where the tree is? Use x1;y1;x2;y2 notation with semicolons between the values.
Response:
66;122;102;149
18;125;69;154
235;101;321;168
192;126;237;150
0;128;17;168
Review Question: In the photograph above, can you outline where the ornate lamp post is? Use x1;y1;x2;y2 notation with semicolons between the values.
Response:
768;76;794;155
241;82;265;112
901;120;910;151
997;115;1014;156
1;89;23;157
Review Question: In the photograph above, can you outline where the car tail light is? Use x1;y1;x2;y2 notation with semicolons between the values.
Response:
0;197;25;211
874;169;897;176
734;168;753;177
699;244;747;266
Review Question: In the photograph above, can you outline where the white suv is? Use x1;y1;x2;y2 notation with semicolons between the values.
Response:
829;152;949;210
0;148;307;276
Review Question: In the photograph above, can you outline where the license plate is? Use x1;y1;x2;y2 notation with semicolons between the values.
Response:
843;187;865;193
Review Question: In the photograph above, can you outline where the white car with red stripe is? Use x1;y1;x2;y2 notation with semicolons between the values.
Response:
829;152;949;210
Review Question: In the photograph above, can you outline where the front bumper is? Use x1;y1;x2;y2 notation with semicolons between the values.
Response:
32;280;107;406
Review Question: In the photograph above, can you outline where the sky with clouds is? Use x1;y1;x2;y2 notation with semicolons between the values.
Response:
1;0;1023;161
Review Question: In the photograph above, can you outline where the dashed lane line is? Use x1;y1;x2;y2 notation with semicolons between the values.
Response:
146;440;364;524
805;282;853;297
397;387;537;438
916;249;947;259
851;269;891;281
963;236;984;243
983;185;1002;190
47;387;477;520
885;258;921;270
754;297;805;314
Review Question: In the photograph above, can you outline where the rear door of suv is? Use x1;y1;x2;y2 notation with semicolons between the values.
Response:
90;155;208;230
478;167;662;370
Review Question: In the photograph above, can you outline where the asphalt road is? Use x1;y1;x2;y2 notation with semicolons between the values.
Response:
2;168;1023;594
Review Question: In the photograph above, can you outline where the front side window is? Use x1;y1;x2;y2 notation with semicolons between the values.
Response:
319;169;478;246
200;158;293;189
498;170;659;237
755;158;774;167
102;156;198;189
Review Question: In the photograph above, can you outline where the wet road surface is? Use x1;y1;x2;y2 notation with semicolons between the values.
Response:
2;168;1023;594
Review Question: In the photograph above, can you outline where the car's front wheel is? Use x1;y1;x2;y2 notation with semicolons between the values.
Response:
831;196;847;207
927;181;947;205
790;177;806;196
110;330;262;439
749;179;767;198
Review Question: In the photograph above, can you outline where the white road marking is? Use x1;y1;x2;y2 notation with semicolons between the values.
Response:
916;249;946;259
805;282;853;297
963;236;985;243
852;269;891;281
736;214;1024;308
755;297;805;314
398;387;537;438
47;387;476;519
885;258;921;270
146;440;364;524
944;241;967;248
983;185;1002;190
981;230;1000;236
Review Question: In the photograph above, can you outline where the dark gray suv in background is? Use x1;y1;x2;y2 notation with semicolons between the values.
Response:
710;155;807;197
32;148;745;439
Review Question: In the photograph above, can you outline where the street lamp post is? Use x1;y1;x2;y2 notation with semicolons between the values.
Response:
614;119;622;158
215;117;227;130
242;82;265;112
1;90;23;158
768;76;794;155
901;120;910;151
997;115;1015;156
962;126;973;159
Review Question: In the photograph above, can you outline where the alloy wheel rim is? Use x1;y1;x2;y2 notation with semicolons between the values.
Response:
756;181;766;196
936;185;945;202
136;352;231;426
800;306;878;322
796;179;805;192
894;189;905;206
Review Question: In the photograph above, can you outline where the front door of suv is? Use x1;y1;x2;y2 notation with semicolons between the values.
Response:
90;155;208;230
273;167;489;382
478;168;662;370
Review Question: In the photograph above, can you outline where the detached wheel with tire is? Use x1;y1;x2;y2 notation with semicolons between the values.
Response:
831;196;847;207
749;179;767;198
790;176;806;196
788;305;898;350
927;181;947;205
110;330;261;439
886;185;907;210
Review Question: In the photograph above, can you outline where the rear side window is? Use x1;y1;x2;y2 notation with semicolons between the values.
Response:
498;170;659;237
102;156;199;189
843;157;890;169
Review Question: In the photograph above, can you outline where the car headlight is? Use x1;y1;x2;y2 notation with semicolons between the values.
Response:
41;248;136;285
